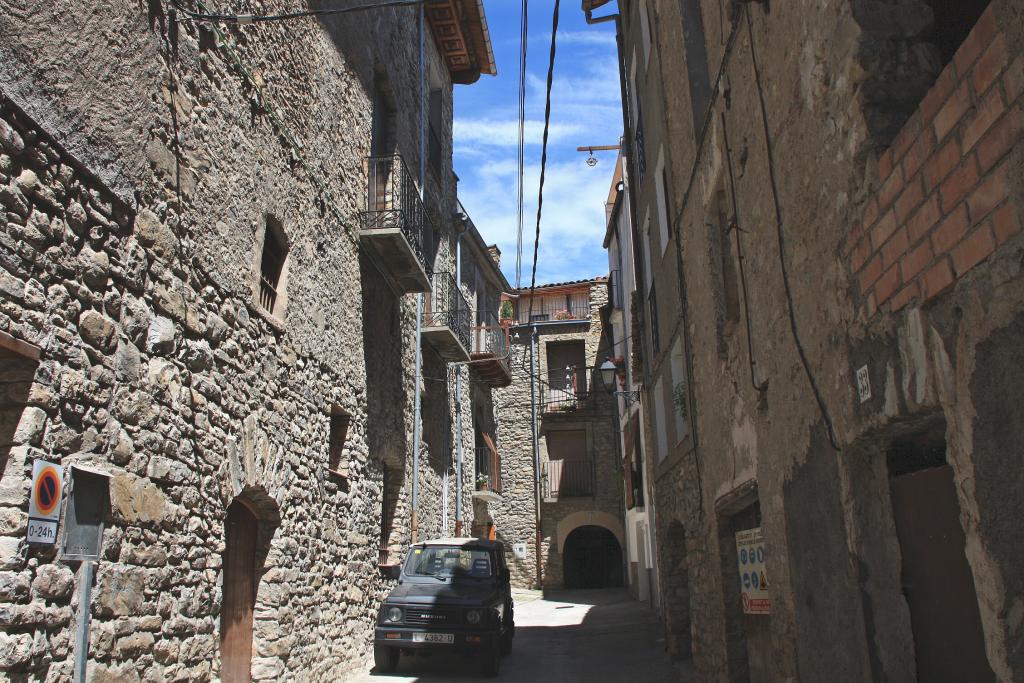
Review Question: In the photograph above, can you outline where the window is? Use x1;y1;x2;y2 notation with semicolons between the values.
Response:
680;0;712;139
546;429;592;497
328;407;351;478
639;0;652;65
629;56;647;181
710;188;739;349
649;283;660;355
671;338;690;444
428;89;443;177
370;72;397;158
258;218;288;318
652;377;668;462
655;153;670;256
642;213;653;291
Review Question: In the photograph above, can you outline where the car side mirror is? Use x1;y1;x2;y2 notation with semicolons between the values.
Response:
385;565;402;580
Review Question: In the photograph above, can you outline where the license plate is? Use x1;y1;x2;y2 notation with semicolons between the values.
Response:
412;632;454;644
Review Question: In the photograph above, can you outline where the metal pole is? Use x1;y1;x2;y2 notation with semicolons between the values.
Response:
410;0;427;544
454;231;465;537
73;560;95;682
529;325;542;588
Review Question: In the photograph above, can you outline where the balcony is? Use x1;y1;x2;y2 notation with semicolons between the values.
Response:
470;311;512;388
423;272;471;362
360;155;432;294
539;367;592;413
542;459;594;499
473;442;502;503
512;300;591;325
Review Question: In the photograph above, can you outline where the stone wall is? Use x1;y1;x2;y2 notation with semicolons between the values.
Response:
490;332;539;589
619;0;1024;680
0;2;477;679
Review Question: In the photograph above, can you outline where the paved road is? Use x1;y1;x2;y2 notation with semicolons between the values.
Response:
349;588;689;682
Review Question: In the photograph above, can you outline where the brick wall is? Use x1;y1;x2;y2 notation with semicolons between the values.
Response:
848;5;1023;315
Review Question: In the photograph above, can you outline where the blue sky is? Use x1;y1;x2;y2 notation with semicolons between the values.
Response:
454;1;622;289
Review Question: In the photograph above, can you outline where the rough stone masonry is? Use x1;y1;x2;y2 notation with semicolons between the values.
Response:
0;1;479;680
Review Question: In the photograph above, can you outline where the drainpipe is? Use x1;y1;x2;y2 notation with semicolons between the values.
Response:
529;324;542;588
454;216;468;537
410;1;427;543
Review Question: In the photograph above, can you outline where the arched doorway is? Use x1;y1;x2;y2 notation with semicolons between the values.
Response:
562;525;623;589
221;500;259;683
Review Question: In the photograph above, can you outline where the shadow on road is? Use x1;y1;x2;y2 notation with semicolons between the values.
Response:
361;589;689;683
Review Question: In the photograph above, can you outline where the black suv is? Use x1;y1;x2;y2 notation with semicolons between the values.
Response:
374;538;515;677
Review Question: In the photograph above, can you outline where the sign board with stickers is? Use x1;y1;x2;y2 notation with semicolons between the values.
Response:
735;526;770;614
27;460;64;545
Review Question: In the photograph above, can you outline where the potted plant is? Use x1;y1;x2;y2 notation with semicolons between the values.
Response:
554;309;574;321
500;300;514;322
476;472;489;491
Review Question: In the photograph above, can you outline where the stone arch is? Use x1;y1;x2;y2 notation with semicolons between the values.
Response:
663;520;693;660
556;510;625;554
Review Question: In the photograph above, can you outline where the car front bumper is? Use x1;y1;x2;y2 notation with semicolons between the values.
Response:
374;626;500;651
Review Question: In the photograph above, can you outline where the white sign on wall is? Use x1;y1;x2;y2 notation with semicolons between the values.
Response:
735;526;770;615
512;542;527;560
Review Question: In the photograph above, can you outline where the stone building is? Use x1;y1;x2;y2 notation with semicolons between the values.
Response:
490;279;625;590
585;0;1024;680
603;156;660;608
0;0;496;680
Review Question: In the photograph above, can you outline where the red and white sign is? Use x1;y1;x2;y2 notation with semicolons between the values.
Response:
27;460;63;545
736;526;771;615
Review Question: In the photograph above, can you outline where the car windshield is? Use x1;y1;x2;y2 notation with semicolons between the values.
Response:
405;546;494;579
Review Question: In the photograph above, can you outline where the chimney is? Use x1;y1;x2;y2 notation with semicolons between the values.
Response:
487;244;501;267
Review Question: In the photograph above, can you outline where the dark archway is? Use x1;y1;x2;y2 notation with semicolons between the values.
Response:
563;525;623;589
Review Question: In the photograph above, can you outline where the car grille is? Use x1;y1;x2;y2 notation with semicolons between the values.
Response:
404;608;458;626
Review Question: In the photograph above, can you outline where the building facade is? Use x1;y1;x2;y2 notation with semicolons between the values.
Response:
604;157;660;608
491;279;626;591
586;0;1024;680
0;1;496;680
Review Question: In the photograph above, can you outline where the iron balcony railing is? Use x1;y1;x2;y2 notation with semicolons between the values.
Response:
361;154;430;271
424;272;472;352
543;459;595;498
514;299;591;324
608;269;624;310
472;310;509;357
474;446;502;494
539;366;591;412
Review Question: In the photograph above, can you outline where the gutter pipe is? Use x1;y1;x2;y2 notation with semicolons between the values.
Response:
411;1;427;543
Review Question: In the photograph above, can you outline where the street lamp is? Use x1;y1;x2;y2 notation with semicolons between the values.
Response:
599;358;639;405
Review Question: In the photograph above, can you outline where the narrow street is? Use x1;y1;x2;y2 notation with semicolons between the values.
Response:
352;590;689;682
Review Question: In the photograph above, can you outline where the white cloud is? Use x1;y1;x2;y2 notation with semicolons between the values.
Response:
453;118;585;149
458;156;619;286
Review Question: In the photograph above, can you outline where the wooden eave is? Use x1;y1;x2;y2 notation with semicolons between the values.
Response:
426;0;497;85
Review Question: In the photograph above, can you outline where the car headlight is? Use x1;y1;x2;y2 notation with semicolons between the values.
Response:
386;607;403;623
466;609;482;625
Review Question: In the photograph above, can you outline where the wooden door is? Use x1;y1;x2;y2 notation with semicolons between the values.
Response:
221;501;258;683
890;465;994;682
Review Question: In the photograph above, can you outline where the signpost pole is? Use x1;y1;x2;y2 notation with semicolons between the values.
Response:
73;560;94;682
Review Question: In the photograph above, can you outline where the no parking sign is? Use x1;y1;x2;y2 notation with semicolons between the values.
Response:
27;460;63;545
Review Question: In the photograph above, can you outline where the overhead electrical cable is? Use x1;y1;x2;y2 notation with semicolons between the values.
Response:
514;0;529;288
525;0;560;325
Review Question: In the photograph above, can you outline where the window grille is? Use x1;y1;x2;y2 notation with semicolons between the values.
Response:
259;225;287;314
328;409;350;477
